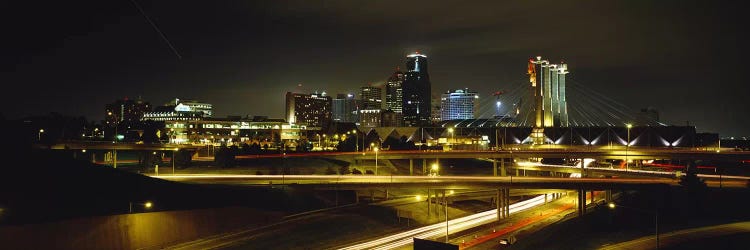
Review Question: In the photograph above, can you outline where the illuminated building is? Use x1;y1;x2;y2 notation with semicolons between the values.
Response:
402;52;432;127
105;97;151;126
165;118;314;146
360;85;383;110
385;70;404;126
359;109;381;128
285;92;332;128
440;88;479;121
142;98;212;122
332;93;359;123
169;98;213;117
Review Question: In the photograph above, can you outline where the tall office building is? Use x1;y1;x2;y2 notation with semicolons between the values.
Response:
285;92;332;127
360;85;383;110
385;70;405;126
105;97;151;126
402;52;432;126
332;93;359;123
440;88;479;121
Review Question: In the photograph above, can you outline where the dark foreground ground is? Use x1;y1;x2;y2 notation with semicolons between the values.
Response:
0;149;341;226
508;186;750;249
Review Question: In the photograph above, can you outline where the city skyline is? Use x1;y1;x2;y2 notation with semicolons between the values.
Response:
2;0;748;136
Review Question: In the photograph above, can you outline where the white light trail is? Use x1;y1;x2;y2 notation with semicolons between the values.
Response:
339;194;560;250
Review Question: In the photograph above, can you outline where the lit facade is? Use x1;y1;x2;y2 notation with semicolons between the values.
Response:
360;86;383;110
165;119;314;146
359;109;381;128
440;88;478;121
169;98;213;117
286;92;332;127
402;52;432;127
385;70;405;126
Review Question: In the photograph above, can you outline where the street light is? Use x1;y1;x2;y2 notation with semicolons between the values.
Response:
129;201;154;213
608;202;658;249
431;163;439;176
38;129;44;141
626;124;632;171
447;127;455;148
374;147;379;175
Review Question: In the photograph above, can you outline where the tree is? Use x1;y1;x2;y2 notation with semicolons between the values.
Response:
339;165;351;175
336;136;357;152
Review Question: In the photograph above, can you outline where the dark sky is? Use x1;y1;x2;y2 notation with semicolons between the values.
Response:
2;0;748;136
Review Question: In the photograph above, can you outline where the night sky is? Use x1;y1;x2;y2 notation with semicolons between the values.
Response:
2;0;748;136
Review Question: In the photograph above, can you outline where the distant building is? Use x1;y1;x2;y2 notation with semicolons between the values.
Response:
402;52;432;127
142;98;212;122
441;88;479;121
359;109;381;128
360;85;383;110
381;109;400;127
332;93;359;123
170;98;213;117
105;97;151;126
286;92;332;127
385;70;405;126
431;96;442;123
165;118;313;146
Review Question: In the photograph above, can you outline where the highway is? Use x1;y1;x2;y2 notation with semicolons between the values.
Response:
154;174;674;190
338;193;563;250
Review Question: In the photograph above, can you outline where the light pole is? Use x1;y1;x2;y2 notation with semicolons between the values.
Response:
626;124;632;171
172;148;178;174
38;129;44;141
609;202;658;249
447;127;454;150
352;129;358;152
374;147;379;175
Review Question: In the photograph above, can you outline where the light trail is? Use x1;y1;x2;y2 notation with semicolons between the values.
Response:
339;193;561;250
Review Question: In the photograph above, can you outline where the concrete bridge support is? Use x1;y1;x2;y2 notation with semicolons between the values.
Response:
409;159;414;176
427;188;431;216
496;188;510;220
493;159;497;176
422;159;427;175
501;158;506;176
577;189;586;216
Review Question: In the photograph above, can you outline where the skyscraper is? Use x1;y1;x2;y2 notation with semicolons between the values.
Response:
385;70;405;126
360;85;383;110
440;88;479;121
332;93;359;123
402;52;431;127
285;92;332;127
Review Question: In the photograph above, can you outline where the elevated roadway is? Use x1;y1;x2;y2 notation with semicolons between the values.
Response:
154;175;673;190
